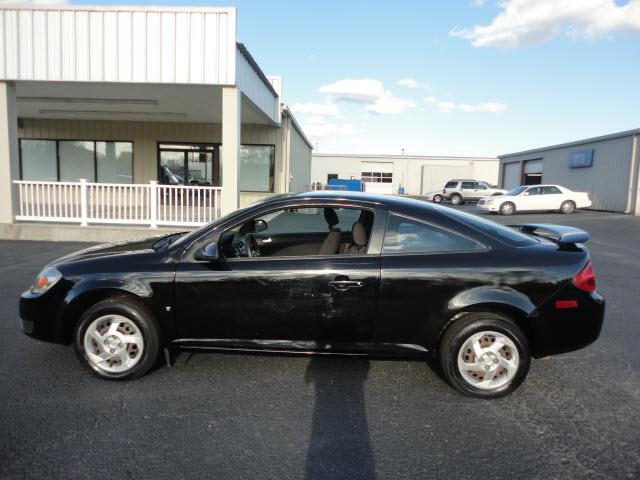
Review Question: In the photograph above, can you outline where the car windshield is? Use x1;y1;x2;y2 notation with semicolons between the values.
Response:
506;186;528;196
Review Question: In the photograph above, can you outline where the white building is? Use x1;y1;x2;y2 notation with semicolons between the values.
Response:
0;5;312;239
311;153;499;195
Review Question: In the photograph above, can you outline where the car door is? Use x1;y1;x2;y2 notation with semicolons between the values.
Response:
517;186;542;211
460;181;479;199
541;186;564;210
173;204;385;350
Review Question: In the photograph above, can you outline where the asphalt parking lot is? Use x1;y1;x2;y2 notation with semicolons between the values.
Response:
1;206;640;479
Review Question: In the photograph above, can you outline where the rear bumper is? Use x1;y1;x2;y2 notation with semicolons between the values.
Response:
531;289;605;358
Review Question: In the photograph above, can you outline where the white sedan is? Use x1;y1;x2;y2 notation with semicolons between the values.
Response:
476;184;592;215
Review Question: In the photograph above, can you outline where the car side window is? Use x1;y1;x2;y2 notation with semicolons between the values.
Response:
525;187;542;195
543;186;562;194
383;214;485;254
445;181;458;188
461;181;475;189
476;183;487;190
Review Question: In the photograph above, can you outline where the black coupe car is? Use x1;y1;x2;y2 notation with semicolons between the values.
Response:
20;192;604;398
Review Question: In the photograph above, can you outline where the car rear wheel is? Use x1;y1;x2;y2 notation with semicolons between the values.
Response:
560;200;576;214
439;313;530;398
499;202;515;215
74;297;161;380
450;194;463;205
432;194;443;203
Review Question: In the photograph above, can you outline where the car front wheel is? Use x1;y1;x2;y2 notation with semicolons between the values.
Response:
450;194;463;205
74;297;161;380
560;200;576;214
439;313;530;398
432;194;443;203
499;202;515;215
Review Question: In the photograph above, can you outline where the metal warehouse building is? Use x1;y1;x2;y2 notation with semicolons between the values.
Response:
311;153;499;196
499;129;640;215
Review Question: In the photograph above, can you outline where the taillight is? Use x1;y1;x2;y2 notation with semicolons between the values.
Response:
573;261;596;292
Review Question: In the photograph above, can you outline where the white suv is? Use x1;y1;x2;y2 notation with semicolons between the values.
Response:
443;180;507;205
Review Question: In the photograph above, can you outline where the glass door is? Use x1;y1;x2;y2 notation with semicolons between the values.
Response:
158;143;219;186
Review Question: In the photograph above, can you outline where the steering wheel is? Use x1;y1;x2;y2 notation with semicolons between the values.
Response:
230;232;260;257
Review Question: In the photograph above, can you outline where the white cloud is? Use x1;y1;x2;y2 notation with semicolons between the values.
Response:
318;78;385;103
291;102;340;116
451;0;640;48
457;102;507;113
425;96;507;114
471;0;486;6
366;92;416;115
397;78;433;91
317;78;415;115
436;101;457;113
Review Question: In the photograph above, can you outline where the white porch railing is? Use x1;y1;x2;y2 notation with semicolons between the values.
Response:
14;180;222;228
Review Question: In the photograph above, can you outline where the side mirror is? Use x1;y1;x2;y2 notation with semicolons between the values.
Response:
254;219;268;233
197;241;220;261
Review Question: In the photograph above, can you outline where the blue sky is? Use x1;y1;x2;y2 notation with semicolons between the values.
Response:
70;0;640;157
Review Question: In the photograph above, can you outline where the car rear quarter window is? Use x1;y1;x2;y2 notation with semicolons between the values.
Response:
441;209;538;247
383;214;485;254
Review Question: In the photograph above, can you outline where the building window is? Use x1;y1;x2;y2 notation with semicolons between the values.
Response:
20;140;57;181
361;171;392;183
158;143;219;186
97;142;133;184
59;141;95;181
20;139;133;183
239;145;275;192
327;173;338;182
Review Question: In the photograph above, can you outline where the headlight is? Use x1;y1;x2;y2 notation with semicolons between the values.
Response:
484;199;493;205
32;266;62;294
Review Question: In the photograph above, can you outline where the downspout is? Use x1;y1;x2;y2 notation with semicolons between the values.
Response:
628;134;640;215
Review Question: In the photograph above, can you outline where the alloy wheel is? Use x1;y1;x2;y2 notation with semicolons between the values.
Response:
457;331;520;391
83;314;145;374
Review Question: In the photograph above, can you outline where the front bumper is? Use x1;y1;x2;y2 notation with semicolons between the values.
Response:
476;201;499;212
20;282;70;344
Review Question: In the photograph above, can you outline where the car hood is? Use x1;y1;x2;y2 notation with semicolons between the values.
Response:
49;235;170;266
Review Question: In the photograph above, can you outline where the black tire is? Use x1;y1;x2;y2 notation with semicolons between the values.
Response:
439;312;530;399
432;194;443;203
450;193;463;205
74;296;161;380
499;201;515;215
560;200;576;214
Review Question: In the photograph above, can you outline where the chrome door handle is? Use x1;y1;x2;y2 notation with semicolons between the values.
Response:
328;280;364;291
261;238;272;243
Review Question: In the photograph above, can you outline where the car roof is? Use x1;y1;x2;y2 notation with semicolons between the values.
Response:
284;190;438;212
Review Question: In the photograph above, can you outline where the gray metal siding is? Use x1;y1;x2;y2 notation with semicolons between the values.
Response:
500;135;635;212
288;123;312;193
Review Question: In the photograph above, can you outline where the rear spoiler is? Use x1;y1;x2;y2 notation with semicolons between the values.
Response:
508;223;590;246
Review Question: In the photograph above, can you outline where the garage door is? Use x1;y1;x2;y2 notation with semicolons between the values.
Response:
421;164;473;194
361;162;394;194
502;162;520;190
523;159;543;185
